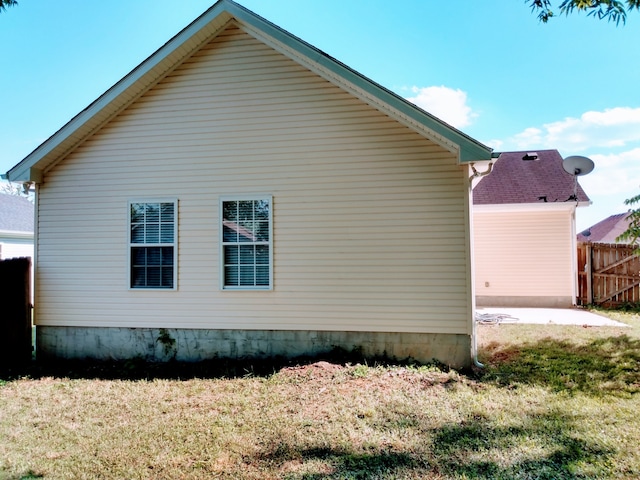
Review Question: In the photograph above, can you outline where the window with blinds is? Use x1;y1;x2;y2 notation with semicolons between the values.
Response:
221;197;272;289
129;200;177;289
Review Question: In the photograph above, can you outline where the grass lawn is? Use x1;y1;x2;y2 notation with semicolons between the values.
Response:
1;310;639;479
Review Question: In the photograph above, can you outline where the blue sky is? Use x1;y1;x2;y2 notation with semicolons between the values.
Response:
2;0;639;230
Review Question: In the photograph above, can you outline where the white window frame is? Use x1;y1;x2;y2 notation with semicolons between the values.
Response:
128;199;178;290
219;195;273;290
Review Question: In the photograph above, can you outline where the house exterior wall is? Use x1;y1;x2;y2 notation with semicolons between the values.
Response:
473;206;575;308
0;236;33;260
34;25;473;365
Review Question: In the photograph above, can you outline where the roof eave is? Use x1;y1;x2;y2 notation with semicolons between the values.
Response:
474;202;583;212
0;230;34;239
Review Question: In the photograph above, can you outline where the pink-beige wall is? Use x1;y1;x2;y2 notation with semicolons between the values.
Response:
473;206;576;308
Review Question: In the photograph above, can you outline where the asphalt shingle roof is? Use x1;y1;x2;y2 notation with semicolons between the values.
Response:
577;213;632;243
473;149;590;205
0;193;34;233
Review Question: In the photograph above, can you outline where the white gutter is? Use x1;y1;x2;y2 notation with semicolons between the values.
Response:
0;230;34;240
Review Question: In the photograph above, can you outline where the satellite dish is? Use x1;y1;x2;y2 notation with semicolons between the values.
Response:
562;155;594;176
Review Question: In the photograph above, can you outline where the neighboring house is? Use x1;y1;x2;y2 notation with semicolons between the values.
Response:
0;192;34;261
5;0;493;367
577;213;632;243
473;150;590;308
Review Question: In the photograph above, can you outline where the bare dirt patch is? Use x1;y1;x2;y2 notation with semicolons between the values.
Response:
278;360;346;381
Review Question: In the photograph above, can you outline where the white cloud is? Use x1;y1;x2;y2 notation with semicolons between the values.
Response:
580;148;640;195
512;127;543;148
590;148;640;168
582;107;640;126
484;139;504;151
571;147;640;231
507;106;640;152
404;86;476;129
580;165;639;197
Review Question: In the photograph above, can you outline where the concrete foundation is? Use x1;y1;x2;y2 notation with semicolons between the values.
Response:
36;326;472;368
476;295;573;309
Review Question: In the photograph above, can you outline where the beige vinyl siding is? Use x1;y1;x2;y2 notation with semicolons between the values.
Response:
35;24;470;334
473;208;574;300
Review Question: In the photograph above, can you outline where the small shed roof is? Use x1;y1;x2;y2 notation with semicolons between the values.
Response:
5;0;492;184
473;149;590;206
577;213;632;243
0;193;34;233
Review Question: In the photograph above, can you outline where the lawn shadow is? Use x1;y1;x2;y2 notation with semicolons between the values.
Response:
0;470;44;480
480;334;640;396
257;444;427;479
431;409;615;479
0;348;437;382
251;407;616;479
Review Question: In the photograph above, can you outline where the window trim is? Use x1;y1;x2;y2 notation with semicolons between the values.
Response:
128;198;178;291
219;195;273;291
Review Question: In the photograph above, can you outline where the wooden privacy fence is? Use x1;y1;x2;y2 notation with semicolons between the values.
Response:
577;242;640;307
0;257;32;366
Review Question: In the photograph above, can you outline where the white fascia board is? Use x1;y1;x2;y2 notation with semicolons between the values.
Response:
0;230;34;240
473;202;578;214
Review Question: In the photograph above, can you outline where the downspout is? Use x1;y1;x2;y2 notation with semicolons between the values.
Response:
468;161;494;369
31;182;38;354
469;162;493;185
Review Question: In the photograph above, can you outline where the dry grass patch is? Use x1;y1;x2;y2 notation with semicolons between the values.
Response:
1;312;639;479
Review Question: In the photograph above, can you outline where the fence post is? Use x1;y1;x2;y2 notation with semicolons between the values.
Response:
586;243;593;305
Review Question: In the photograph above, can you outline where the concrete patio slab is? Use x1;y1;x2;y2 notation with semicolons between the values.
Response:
475;307;628;327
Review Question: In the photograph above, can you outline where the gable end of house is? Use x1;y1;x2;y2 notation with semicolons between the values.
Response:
6;0;491;183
